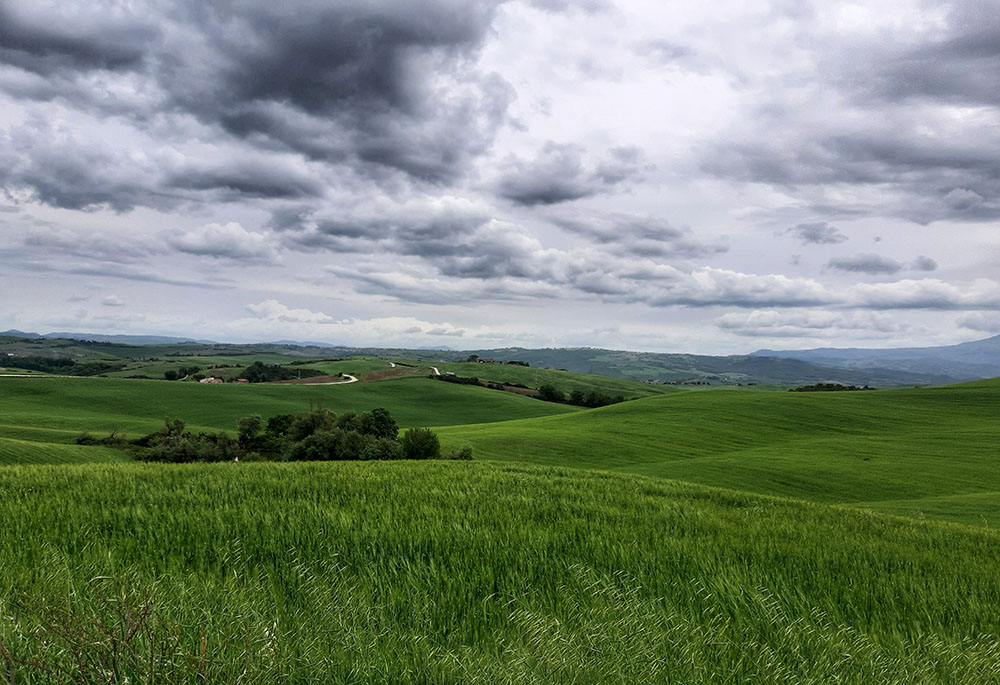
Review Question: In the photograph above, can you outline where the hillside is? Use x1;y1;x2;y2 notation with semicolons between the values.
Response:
0;461;998;682
751;334;1000;380
0;376;579;457
0;333;958;387
437;378;1000;527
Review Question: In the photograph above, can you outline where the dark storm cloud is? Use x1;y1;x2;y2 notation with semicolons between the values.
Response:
166;161;323;200
0;4;158;75
162;0;512;182
0;0;514;210
788;222;847;245
498;143;645;205
827;254;904;275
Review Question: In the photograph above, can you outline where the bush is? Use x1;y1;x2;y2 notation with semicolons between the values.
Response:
445;445;474;461
537;384;564;403
400;428;440;460
360;438;404;461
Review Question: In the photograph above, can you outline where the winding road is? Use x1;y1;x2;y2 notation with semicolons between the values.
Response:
297;374;358;386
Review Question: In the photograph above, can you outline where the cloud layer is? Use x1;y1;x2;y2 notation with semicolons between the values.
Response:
1;0;997;352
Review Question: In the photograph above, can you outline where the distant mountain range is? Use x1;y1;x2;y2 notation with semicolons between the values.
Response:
1;330;216;345
751;335;1000;381
3;329;998;386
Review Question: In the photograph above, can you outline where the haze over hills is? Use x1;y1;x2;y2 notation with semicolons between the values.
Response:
751;334;1000;381
0;330;983;386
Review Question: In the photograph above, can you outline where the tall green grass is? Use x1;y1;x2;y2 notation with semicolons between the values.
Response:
1;461;998;683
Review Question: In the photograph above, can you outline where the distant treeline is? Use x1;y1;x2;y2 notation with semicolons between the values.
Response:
433;373;625;408
4;356;124;376
789;383;875;392
239;361;324;383
78;407;471;463
537;384;625;408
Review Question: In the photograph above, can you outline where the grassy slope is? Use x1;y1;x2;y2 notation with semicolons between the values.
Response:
433;360;675;398
438;379;1000;526
1;461;999;683
0;376;579;448
0;436;129;465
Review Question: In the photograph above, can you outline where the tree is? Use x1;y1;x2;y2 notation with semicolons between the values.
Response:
360;437;403;461
287;407;335;442
286;430;340;461
336;411;364;433
400;427;440;460
163;370;178;381
361;407;398;440
537;384;564;403
236;414;262;448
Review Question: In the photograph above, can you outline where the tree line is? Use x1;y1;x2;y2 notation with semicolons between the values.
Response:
78;406;471;463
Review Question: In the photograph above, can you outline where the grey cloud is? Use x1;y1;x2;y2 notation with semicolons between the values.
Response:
552;212;727;259
527;0;611;13
0;4;158;75
827;254;904;275
700;1;1000;225
845;4;1000;108
0;0;516;210
21;228;156;264
166;222;279;263
166;160;324;200
912;255;938;272
0;125;170;212
498;143;645;206
788;222;847;245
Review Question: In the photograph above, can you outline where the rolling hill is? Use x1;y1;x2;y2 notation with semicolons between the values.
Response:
437;378;1000;527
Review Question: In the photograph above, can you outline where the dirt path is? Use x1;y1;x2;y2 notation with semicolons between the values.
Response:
430;366;441;376
389;362;396;368
297;374;358;386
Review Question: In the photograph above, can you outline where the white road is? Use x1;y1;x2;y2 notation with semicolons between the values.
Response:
297;374;358;386
430;366;440;376
389;362;396;368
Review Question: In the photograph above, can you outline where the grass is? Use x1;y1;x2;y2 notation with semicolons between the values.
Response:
1;461;999;683
0;436;128;465
432;361;676;399
438;379;1000;527
0;376;579;447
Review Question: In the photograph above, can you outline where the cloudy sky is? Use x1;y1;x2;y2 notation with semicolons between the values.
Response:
1;0;999;353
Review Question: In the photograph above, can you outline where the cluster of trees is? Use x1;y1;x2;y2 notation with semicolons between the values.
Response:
5;356;124;376
240;361;325;383
789;383;874;392
163;366;200;380
537;384;625;408
80;407;471;464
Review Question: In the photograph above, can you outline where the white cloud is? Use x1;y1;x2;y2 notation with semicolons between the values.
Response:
167;222;278;263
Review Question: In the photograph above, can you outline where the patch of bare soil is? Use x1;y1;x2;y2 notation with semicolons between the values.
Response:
362;369;424;382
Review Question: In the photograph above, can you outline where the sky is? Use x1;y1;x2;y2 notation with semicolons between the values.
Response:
1;0;999;354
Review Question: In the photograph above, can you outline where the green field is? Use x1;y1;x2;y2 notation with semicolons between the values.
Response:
2;364;1000;680
437;379;1000;527
433;360;675;399
0;376;580;446
1;461;999;683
